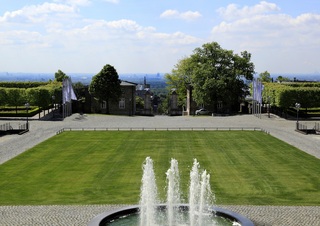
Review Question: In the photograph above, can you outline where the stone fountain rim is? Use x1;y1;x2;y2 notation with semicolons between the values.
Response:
87;204;255;226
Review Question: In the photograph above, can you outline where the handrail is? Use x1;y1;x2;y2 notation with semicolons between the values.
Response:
56;127;269;134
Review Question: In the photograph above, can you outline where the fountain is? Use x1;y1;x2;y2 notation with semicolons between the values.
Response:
88;157;254;226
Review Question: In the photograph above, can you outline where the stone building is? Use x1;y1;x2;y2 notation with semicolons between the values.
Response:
108;80;137;116
89;80;137;115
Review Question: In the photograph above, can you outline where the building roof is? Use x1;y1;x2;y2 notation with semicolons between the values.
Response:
120;80;137;86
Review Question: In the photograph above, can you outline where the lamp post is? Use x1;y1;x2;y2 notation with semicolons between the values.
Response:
25;102;30;130
267;96;270;118
295;102;301;130
52;95;55;118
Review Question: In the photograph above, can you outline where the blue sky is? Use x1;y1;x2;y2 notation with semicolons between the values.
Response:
1;0;320;75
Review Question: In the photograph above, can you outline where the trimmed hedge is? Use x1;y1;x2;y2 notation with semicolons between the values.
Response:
0;82;62;113
262;82;320;110
0;107;41;117
0;82;50;88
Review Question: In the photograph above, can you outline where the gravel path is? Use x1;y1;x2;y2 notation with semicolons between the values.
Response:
0;113;319;226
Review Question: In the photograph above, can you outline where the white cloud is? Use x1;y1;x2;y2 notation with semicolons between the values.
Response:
160;9;178;18
0;0;201;73
105;19;142;31
64;18;200;46
152;31;201;45
212;1;320;73
102;0;119;4
0;31;35;45
53;0;91;6
1;1;319;74
0;2;200;48
212;13;320;49
160;9;202;21
0;3;76;23
217;1;280;21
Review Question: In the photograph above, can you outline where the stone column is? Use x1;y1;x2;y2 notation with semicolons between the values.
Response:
186;84;196;115
170;90;178;115
144;89;152;115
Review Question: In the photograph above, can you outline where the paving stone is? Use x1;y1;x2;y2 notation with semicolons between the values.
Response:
0;205;319;226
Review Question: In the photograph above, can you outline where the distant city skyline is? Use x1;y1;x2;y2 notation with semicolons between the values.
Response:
1;1;320;74
1;72;319;85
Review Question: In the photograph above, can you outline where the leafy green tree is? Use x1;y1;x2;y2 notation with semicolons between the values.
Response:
158;94;169;114
276;75;290;83
259;71;272;82
49;83;63;106
38;88;51;114
89;64;122;114
55;70;69;82
165;57;195;108
135;96;144;110
166;42;254;112
7;88;25;113
72;82;86;102
0;88;7;106
26;88;51;118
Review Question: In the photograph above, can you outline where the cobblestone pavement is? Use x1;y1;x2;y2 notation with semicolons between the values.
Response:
0;205;319;226
0;113;319;225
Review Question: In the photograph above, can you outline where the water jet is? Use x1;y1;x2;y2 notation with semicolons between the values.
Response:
88;157;254;226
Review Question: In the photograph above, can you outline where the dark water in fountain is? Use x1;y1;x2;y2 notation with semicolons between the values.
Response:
105;211;235;226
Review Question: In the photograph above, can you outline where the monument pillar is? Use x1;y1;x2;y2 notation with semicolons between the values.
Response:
169;89;179;116
186;84;196;116
144;89;152;115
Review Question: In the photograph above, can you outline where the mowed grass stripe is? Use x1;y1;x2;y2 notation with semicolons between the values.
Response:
0;131;319;205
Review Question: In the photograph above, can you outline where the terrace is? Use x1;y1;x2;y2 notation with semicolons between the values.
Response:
0;114;319;225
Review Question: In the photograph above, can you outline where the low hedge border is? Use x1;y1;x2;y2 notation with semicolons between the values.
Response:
0;107;41;117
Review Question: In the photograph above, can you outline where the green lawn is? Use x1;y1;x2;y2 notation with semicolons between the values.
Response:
0;131;319;206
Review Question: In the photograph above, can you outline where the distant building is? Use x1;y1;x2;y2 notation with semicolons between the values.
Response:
85;80;137;115
136;76;151;99
108;80;137;116
135;76;154;115
75;77;162;116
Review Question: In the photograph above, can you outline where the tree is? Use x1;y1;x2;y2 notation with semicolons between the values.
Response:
166;42;254;112
165;57;195;107
7;88;25;113
0;88;7;106
89;64;122;114
55;70;69;82
73;82;86;102
26;88;51;118
136;96;144;109
259;71;272;82
157;94;169;114
276;75;290;83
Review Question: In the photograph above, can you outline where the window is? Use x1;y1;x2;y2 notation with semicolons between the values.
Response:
101;101;106;109
119;98;125;109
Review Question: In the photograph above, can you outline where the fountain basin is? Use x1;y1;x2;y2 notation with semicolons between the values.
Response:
88;205;254;226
